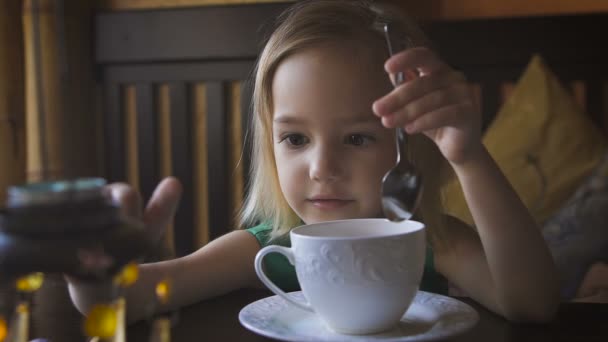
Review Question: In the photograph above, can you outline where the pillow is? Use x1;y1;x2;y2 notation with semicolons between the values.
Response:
442;55;608;226
542;153;608;300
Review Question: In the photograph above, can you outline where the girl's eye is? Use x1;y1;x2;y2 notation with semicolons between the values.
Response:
280;133;309;147
346;134;374;147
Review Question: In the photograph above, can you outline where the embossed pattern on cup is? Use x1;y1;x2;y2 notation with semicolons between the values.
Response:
297;239;417;287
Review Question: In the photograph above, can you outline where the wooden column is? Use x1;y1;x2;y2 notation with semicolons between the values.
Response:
23;0;65;181
0;0;26;205
23;0;99;182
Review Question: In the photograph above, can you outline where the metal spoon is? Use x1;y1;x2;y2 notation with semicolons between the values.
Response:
380;22;423;222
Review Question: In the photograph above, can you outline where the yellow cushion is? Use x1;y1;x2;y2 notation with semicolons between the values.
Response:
443;55;608;226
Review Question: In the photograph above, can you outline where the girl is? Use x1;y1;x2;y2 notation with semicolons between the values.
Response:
68;0;559;323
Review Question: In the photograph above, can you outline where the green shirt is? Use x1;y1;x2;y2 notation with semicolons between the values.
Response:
247;222;448;294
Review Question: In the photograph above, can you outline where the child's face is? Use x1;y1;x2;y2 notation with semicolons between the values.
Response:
272;43;396;224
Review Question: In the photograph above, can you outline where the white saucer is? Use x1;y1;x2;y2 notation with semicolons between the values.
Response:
239;291;479;341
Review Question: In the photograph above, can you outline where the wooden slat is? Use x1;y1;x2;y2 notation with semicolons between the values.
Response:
158;84;172;177
192;83;209;247
95;3;289;63
104;83;125;182
157;84;176;255
136;83;158;202
228;81;244;229
169;82;195;255
206;82;228;240
124;85;139;191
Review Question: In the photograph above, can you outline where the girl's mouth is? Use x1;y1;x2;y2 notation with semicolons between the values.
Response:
308;199;354;209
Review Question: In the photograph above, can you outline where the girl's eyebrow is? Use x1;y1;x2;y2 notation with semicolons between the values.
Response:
273;114;301;124
273;113;379;125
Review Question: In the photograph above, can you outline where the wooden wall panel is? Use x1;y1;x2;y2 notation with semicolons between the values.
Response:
100;60;255;254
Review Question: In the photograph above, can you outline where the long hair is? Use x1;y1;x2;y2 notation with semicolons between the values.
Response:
239;0;448;248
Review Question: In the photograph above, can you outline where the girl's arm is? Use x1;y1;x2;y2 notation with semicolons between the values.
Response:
69;229;262;324
435;146;560;322
67;178;263;323
373;47;560;322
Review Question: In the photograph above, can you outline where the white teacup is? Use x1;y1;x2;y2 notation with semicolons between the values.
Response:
254;218;426;335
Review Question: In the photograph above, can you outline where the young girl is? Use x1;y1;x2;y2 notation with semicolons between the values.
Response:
68;0;559;323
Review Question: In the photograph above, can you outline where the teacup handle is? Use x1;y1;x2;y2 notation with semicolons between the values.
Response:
254;245;314;312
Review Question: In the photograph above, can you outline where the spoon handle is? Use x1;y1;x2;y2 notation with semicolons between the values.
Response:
395;127;406;165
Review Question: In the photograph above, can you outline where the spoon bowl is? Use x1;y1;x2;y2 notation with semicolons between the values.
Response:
381;128;423;221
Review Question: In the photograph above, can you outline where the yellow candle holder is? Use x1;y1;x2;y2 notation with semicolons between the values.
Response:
0;315;8;342
6;272;45;342
84;303;118;340
149;279;172;342
84;263;141;342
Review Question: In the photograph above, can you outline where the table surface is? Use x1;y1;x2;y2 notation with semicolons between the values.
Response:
127;289;608;342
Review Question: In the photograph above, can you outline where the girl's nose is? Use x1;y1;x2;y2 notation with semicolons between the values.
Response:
309;146;342;183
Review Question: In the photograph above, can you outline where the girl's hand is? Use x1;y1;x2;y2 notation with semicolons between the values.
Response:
76;177;182;273
372;47;482;165
573;262;608;303
106;177;182;244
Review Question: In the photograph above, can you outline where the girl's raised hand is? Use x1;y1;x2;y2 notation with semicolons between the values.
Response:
372;47;482;165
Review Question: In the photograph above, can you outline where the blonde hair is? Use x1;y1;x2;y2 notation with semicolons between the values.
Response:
239;0;448;248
